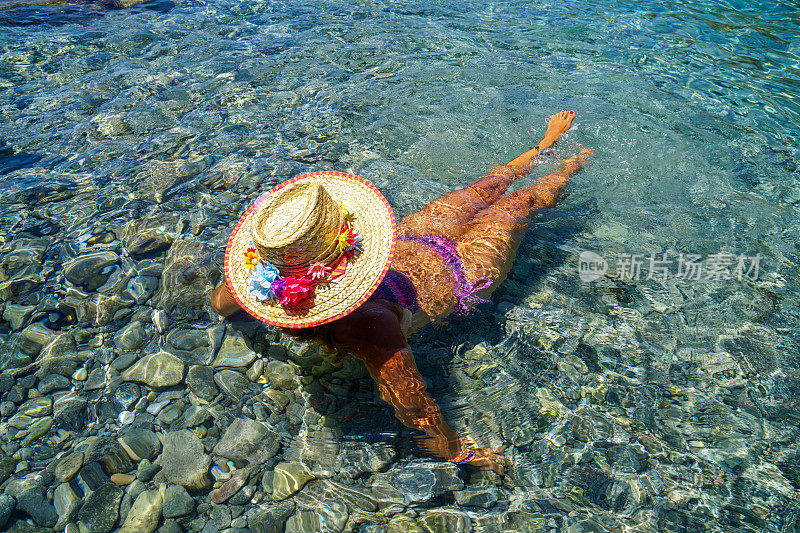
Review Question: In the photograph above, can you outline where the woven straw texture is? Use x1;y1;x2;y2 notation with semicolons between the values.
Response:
225;171;397;328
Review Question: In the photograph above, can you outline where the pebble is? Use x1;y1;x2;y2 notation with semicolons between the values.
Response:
213;333;257;368
213;418;281;465
77;482;123;533
159;430;211;490
0;493;15;529
214;369;251;400
111;473;136;486
54;451;84;483
122;351;185;388
272;462;314;501
163;484;196;518
119;489;162;533
16;484;58;527
119;428;162;462
186;365;219;401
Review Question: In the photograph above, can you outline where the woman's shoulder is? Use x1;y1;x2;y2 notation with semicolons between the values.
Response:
332;299;408;352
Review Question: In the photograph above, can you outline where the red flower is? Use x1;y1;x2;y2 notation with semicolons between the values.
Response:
277;276;314;306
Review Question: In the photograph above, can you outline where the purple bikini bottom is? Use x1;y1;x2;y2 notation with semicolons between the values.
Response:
398;235;492;315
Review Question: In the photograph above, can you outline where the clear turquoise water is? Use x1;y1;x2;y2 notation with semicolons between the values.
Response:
1;0;799;531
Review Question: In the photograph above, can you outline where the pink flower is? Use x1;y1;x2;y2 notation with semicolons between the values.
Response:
277;276;314;306
307;262;332;280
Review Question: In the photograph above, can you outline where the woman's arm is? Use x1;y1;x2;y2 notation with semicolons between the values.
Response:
336;301;506;472
211;282;243;317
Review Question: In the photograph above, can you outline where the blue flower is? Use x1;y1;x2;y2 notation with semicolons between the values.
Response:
249;261;281;302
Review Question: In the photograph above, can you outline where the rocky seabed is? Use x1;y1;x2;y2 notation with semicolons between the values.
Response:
0;175;799;533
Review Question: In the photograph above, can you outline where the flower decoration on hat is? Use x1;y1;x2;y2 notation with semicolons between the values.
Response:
245;217;362;309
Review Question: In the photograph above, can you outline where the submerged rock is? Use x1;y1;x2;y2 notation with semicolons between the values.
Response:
119;489;162;533
162;484;195;518
63;251;120;290
77;482;123;533
159;430;211;490
213;418;281;465
389;461;464;503
186;365;218;401
122;351;185;388
272;462;314;501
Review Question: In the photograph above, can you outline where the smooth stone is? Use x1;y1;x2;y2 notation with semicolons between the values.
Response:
22;416;53;446
272;462;314;501
166;329;210;351
118;428;162;462
0;374;12;395
122;351;185;388
247;500;296;533
0;493;15;529
84;367;108;391
162;485;195;518
213;418;280;465
85;437;134;475
0;454;16;485
7;413;32;429
180;405;210;428
266;361;298;390
17;396;52;417
213;334;257;368
159;430;211;490
293;479;378;512
211;467;250;504
114;321;148;351
453;485;499;508
186;365;219;401
156;521;183;533
53;392;87;431
121;276;159;304
19;323;58;356
73;368;88;381
119;489;162;533
390;461;464;503
16;485;58;527
419;508;472;533
55;451;85;483
35;333;82;379
113;382;141;412
38;374;72;394
63;251;120;290
77;482;122;533
0;401;14;417
111;473;136;486
137;462;162;483
157;402;184;425
54;482;81;521
3;303;36;330
76;461;112;494
214;369;250;400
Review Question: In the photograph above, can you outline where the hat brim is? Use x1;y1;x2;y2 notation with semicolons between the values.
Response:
224;171;397;328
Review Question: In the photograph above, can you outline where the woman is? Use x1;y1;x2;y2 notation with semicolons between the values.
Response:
212;110;588;473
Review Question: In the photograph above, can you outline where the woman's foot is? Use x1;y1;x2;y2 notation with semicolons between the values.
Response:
507;110;576;167
540;110;575;149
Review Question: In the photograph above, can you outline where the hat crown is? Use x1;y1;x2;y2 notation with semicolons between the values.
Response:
252;181;344;275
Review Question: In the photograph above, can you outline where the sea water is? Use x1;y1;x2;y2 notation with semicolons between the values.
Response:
1;0;798;531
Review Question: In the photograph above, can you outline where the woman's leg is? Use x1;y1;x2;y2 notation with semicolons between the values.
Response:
455;149;592;292
397;111;576;240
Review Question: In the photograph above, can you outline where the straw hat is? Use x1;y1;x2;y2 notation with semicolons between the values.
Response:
224;171;397;328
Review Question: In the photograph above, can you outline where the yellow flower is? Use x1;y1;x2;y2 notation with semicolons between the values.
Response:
244;248;259;270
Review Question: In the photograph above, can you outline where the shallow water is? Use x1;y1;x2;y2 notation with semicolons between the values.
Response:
1;0;799;531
